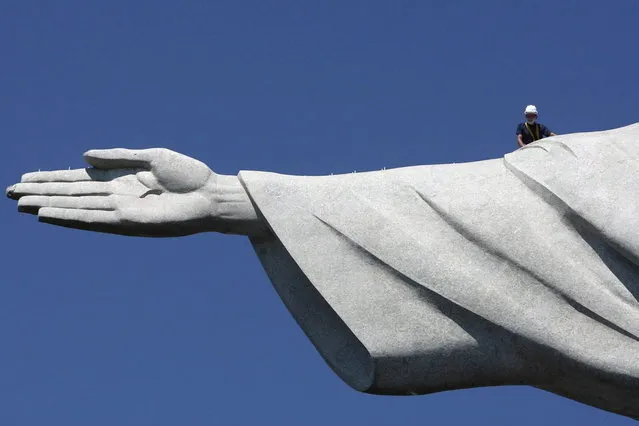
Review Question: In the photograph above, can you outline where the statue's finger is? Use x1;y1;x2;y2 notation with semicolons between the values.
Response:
16;196;46;214
21;168;139;183
10;182;112;198
38;207;119;227
6;185;18;199
84;148;156;170
18;195;116;214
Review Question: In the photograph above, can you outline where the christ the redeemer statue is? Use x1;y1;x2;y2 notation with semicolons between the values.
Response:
6;123;639;420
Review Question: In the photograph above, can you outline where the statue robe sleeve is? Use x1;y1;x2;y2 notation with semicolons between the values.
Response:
237;124;639;419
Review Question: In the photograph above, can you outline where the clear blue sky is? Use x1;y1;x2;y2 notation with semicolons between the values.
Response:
1;1;637;425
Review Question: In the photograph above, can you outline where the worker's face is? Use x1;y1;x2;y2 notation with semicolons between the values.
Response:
525;113;537;124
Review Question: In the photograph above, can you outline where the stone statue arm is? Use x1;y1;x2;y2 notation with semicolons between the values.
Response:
6;148;270;238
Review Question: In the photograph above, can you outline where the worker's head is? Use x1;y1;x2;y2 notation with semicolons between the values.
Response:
524;105;538;124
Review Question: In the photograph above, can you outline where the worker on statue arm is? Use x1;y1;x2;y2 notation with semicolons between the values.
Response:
516;105;557;147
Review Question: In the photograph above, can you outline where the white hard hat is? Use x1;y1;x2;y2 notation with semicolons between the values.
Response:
524;105;538;115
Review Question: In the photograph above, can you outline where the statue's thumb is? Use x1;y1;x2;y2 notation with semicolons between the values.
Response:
137;171;163;192
84;148;153;170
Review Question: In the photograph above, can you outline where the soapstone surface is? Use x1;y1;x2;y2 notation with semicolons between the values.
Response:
7;124;639;420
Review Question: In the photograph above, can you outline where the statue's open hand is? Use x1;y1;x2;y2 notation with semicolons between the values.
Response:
6;148;220;237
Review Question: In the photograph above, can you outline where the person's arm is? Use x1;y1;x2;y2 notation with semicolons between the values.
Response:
517;134;525;147
516;124;525;147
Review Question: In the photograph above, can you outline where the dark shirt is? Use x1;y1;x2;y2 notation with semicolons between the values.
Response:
516;122;552;145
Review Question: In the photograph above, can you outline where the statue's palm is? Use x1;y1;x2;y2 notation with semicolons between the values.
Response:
7;148;218;237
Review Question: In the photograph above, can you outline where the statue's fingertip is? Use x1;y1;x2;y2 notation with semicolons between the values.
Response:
5;184;16;198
